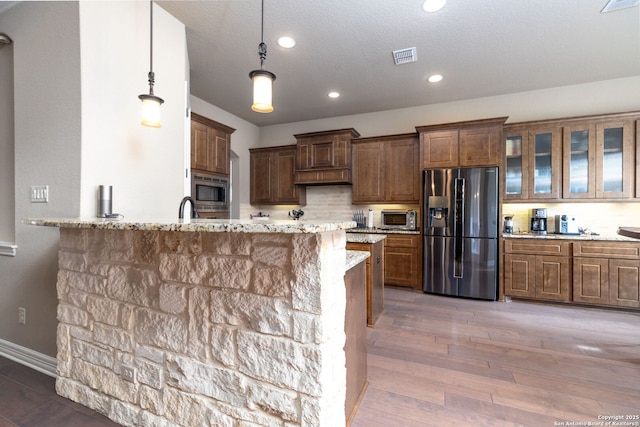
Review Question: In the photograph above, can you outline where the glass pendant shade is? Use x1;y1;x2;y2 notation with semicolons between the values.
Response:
138;1;163;128
139;94;164;128
250;70;275;113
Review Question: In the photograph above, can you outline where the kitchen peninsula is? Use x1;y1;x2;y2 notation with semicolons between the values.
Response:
23;217;363;427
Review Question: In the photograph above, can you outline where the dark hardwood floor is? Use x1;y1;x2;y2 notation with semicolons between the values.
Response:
0;356;119;426
1;288;639;426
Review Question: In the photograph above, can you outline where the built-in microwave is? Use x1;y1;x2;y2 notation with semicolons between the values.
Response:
191;173;229;212
380;209;418;230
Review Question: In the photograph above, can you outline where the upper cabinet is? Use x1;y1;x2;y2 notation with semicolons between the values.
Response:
503;125;562;200
191;113;235;176
250;145;306;205
294;128;360;185
503;111;639;202
563;118;634;199
417;117;507;169
352;133;420;204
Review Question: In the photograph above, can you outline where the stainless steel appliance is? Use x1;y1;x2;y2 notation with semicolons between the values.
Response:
530;208;547;235
423;167;498;300
191;172;229;213
503;215;514;234
555;214;579;234
380;209;417;230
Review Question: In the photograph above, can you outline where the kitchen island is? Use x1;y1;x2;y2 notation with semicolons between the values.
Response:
23;217;363;427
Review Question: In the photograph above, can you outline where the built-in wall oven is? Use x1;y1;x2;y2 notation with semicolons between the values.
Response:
191;172;229;213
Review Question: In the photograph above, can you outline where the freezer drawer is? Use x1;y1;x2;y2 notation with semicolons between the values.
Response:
423;236;497;300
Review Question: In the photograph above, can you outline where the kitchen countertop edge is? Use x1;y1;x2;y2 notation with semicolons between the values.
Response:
347;228;419;235
346;250;370;270
346;233;387;244
503;232;638;242
22;218;358;234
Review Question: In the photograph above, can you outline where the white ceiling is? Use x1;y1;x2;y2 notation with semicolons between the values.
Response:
156;0;640;127
4;1;640;127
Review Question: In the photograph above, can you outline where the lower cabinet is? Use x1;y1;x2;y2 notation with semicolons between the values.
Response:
504;238;640;309
346;240;384;327
504;240;571;302
344;260;367;424
573;241;640;308
383;234;421;291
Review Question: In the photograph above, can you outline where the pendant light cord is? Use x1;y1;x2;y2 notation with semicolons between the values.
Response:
148;0;156;95
258;0;267;69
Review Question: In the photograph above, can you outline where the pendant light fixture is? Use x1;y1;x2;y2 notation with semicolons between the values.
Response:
249;0;276;113
138;0;164;128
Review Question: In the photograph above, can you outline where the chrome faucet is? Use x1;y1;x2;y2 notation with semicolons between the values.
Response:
178;196;199;219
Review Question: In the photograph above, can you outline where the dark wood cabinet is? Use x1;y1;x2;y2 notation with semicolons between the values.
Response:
503;239;571;302
294;128;360;185
503;124;562;200
346;239;384;327
383;234;421;291
351;141;384;203
504;111;639;202
562;118;634;199
609;259;640;308
418;117;506;169
343;260;367;424
250;145;305;205
573;241;640;308
573;257;609;305
504;238;640;310
191;113;235;176
351;134;420;204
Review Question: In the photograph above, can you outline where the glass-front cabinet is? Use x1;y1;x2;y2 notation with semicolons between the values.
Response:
563;119;633;199
503;125;561;200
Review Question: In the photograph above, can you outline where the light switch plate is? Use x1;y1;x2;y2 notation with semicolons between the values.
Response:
30;185;48;203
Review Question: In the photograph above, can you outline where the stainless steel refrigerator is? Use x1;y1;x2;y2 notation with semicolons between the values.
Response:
423;167;498;300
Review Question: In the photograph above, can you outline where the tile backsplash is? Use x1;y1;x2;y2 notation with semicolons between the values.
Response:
243;185;419;227
243;186;640;237
502;202;640;236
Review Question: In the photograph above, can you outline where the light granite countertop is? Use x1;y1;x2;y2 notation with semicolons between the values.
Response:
346;233;387;244
346;250;370;270
347;227;420;235
503;232;638;242
22;217;357;234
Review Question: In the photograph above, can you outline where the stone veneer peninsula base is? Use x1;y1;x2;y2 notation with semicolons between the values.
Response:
24;218;360;427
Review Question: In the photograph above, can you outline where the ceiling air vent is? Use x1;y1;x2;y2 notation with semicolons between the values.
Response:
392;47;417;65
601;0;639;13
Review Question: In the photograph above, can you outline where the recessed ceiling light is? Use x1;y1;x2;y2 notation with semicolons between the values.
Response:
428;74;443;83
328;91;340;98
277;36;295;48
423;0;446;13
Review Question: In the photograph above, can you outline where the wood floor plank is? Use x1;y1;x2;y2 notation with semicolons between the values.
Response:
351;288;640;426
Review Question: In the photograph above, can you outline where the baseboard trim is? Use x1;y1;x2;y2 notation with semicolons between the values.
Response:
0;338;57;378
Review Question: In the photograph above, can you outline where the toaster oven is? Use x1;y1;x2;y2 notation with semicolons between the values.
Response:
380;209;417;230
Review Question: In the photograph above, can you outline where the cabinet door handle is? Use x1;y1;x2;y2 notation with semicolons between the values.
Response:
377;256;381;264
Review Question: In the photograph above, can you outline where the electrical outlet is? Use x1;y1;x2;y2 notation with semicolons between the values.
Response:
18;307;26;325
30;185;49;203
121;365;136;382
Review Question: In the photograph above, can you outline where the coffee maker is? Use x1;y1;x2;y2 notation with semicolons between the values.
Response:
530;208;547;235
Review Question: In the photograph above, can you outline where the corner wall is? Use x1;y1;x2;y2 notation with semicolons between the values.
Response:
0;1;189;358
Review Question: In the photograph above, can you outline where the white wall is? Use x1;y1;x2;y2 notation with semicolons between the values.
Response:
0;1;82;356
79;2;188;219
0;41;14;242
258;76;640;145
0;1;189;357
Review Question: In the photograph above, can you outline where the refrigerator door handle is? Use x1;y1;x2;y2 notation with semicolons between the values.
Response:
454;177;464;278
